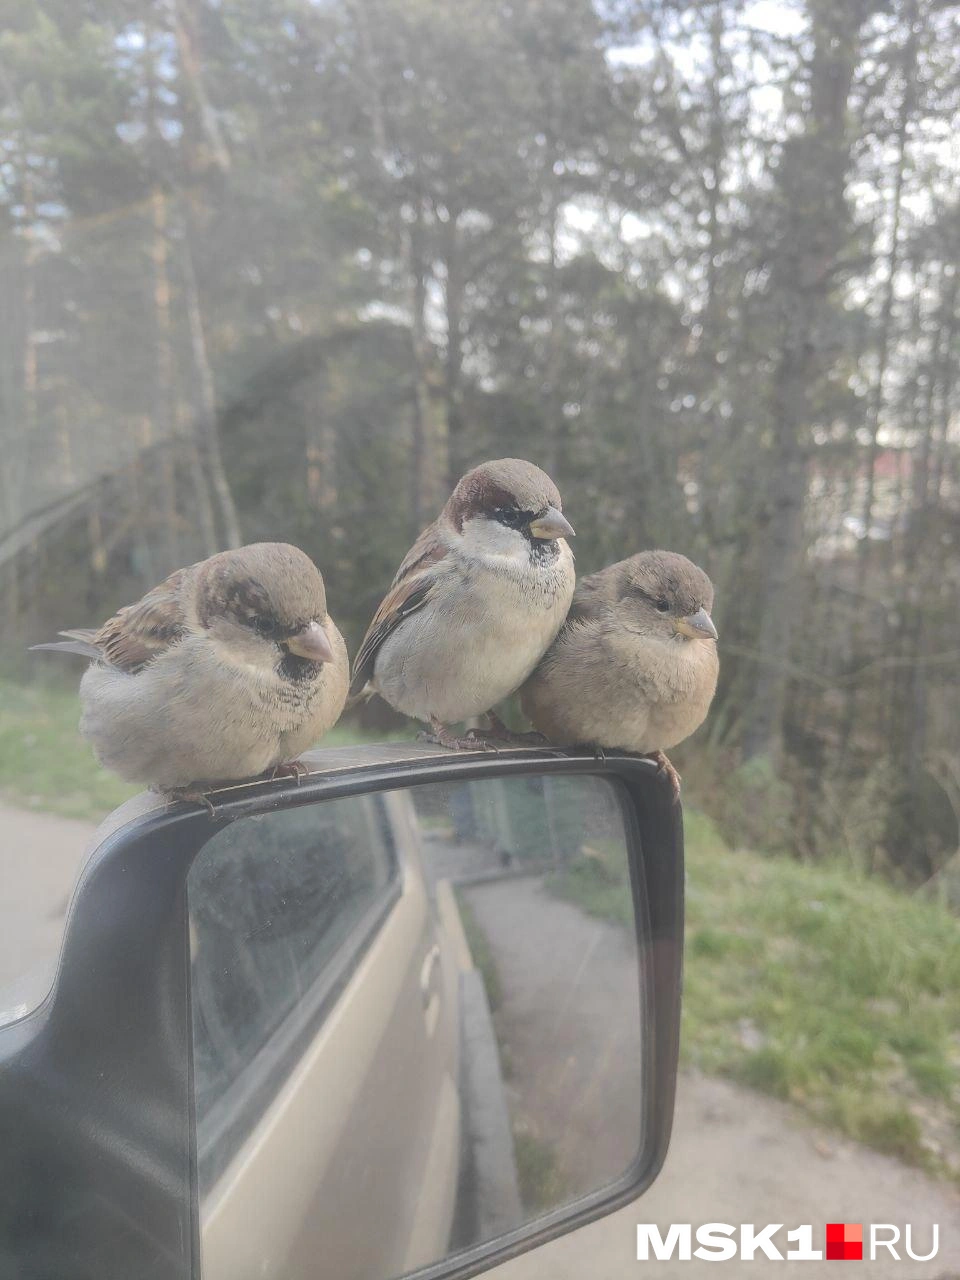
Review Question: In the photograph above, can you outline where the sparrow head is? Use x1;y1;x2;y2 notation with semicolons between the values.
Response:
611;551;717;644
193;543;336;671
445;458;574;559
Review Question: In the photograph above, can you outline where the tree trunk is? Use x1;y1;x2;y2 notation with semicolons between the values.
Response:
740;0;868;761
441;205;466;474
837;3;917;758
179;222;242;550
407;191;447;533
172;0;230;176
542;113;566;479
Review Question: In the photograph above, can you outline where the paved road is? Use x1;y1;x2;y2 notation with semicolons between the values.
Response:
0;801;94;1023
2;802;958;1277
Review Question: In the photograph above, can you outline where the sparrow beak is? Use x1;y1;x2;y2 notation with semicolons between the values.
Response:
676;608;718;641
528;507;575;541
286;620;335;663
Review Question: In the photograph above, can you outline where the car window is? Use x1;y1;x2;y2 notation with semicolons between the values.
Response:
189;795;398;1181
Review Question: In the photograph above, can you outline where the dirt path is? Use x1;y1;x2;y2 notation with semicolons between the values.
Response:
2;804;957;1276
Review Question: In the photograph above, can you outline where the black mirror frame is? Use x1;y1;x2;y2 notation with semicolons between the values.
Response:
0;744;683;1280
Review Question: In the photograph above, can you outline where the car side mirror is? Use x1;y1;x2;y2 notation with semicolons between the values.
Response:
0;745;683;1280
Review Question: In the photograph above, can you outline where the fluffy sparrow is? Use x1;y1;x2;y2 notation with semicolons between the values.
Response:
520;551;718;794
32;542;349;798
351;458;575;748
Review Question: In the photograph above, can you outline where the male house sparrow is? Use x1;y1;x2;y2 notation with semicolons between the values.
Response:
520;551;718;793
350;458;575;748
32;543;349;797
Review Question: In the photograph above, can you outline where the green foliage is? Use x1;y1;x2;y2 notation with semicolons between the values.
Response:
706;754;798;857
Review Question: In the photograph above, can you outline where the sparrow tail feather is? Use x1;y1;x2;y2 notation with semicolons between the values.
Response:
345;685;374;712
30;630;102;661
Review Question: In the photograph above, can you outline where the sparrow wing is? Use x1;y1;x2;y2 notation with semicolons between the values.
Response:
566;565;618;625
350;528;446;696
93;567;191;673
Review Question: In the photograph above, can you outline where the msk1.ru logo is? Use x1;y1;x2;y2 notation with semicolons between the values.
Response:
636;1222;939;1262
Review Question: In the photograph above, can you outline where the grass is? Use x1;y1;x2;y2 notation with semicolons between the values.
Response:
0;678;401;824
550;810;960;1182
512;1129;566;1213
0;680;138;822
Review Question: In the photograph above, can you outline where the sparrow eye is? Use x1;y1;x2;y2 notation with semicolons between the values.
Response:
492;506;527;528
655;598;670;613
252;615;279;637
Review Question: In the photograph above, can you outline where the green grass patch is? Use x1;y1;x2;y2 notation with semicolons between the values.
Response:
549;807;960;1181
512;1129;566;1213
0;680;138;822
545;838;634;927
0;678;404;824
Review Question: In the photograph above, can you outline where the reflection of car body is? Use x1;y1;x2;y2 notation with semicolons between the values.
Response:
192;790;463;1280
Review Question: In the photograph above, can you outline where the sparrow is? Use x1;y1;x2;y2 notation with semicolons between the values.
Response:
520;550;719;795
31;542;349;799
350;458;576;748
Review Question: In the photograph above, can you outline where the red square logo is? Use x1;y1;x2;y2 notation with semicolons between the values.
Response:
826;1224;862;1260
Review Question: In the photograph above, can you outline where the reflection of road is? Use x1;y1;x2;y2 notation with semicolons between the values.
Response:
462;875;643;1201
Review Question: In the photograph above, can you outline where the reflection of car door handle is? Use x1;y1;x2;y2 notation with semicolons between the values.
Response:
420;944;441;1009
420;944;442;1037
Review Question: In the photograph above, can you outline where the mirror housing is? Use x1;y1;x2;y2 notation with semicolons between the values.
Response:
0;744;684;1280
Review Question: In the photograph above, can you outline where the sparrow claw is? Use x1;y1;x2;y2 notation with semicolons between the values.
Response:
462;727;502;753
645;750;682;803
270;760;309;785
481;711;547;747
420;721;498;752
448;711;545;747
164;787;217;818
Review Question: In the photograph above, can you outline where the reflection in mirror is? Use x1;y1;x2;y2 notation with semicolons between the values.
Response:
189;774;646;1280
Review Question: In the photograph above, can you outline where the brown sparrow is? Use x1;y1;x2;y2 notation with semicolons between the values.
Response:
520;551;718;794
32;543;349;798
350;458;575;748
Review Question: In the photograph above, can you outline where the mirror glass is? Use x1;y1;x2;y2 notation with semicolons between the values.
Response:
188;774;647;1280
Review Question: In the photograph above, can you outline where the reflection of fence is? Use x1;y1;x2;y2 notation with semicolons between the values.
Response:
442;777;615;869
